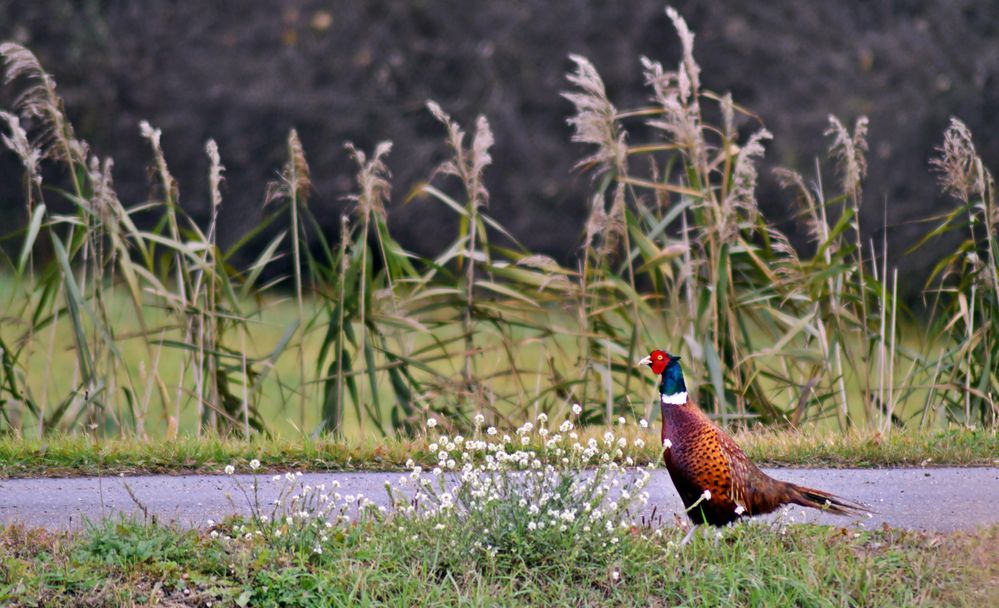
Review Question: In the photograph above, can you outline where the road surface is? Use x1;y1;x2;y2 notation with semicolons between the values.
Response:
1;468;995;532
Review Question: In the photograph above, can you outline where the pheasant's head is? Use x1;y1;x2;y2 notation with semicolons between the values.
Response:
638;349;679;376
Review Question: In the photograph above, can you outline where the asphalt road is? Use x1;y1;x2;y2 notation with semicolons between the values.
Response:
1;468;996;532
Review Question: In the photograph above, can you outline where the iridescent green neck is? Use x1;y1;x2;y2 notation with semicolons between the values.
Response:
659;360;687;405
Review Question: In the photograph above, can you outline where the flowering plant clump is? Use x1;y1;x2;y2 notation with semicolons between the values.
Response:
383;410;654;569
215;409;660;573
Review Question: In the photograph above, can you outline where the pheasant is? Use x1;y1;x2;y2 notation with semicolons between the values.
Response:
639;350;868;542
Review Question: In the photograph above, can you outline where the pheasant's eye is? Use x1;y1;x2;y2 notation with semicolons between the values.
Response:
656;355;663;360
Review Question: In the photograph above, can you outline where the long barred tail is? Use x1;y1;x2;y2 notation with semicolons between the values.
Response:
786;483;871;516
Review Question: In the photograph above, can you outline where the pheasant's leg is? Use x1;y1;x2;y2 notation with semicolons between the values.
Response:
678;524;699;547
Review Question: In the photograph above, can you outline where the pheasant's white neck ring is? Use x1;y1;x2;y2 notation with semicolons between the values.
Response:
661;391;687;405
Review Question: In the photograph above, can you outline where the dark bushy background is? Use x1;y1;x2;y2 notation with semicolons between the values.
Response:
2;0;998;297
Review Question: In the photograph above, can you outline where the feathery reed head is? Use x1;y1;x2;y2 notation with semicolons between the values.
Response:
345;141;392;220
265;129;312;207
1;42;85;165
286;129;311;203
642;55;702;165
206;140;225;212
427;100;493;208
824;115;869;200
931;118;987;204
665;6;700;99
0;110;42;188
562;54;626;175
726;129;771;214
139;120;180;203
583;189;626;259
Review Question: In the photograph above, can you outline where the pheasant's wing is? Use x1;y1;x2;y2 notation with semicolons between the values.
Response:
713;425;785;515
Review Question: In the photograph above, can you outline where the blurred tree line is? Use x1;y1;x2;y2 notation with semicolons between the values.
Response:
1;0;997;299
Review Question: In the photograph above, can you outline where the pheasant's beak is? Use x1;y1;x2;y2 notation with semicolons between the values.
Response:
637;355;652;367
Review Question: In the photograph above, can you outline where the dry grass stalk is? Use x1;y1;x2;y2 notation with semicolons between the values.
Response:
427;101;495;387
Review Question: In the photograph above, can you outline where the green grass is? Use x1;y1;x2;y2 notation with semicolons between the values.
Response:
1;517;995;607
0;426;994;479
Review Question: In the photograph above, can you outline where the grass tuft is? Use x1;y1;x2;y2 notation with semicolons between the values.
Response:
1;517;995;606
0;425;993;479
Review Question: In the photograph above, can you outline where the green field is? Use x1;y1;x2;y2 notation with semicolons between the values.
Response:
0;272;957;441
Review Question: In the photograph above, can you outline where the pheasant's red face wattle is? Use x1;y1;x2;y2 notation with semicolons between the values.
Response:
646;350;669;376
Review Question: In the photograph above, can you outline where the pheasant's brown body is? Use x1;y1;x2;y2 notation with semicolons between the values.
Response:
644;351;867;527
662;399;867;525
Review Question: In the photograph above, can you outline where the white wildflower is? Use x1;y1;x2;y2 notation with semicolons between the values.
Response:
224;465;235;475
572;403;583;415
427;417;438;428
249;459;260;470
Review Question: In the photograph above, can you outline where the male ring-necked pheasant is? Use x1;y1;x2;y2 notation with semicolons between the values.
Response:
640;350;868;540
